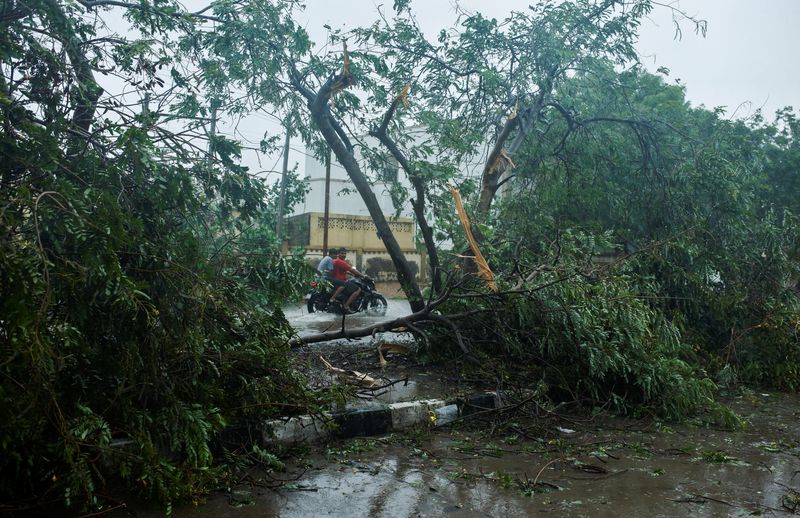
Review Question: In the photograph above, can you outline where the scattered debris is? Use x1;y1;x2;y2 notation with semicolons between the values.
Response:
319;355;380;388
376;341;412;368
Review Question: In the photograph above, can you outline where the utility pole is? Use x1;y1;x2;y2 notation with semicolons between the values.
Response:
276;125;291;242
207;97;218;161
141;92;150;124
322;147;331;255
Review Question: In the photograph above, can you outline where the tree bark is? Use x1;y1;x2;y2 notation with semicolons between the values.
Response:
370;96;443;294
476;114;519;219
42;0;102;135
475;79;553;221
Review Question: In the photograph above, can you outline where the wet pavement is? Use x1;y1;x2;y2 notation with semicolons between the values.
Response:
145;392;799;518
284;299;412;339
274;303;800;517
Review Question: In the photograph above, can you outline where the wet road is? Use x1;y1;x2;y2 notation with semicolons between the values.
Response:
284;299;412;340
114;304;800;517
161;393;799;518
285;299;465;410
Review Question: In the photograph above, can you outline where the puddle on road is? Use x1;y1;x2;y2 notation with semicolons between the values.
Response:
341;372;460;410
284;300;412;338
159;392;799;518
290;367;458;410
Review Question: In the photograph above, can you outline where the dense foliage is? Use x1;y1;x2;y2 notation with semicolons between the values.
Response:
440;232;722;420
0;0;317;513
496;69;800;389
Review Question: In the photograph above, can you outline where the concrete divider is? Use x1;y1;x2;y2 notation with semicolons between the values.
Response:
262;392;500;445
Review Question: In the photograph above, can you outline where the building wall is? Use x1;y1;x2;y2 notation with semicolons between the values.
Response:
298;177;406;219
294;129;438;219
289;212;414;252
288;212;424;283
295;125;491;220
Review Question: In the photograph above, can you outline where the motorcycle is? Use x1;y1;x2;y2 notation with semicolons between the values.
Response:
306;277;388;316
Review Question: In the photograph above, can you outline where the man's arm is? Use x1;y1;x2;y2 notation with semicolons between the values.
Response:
347;265;367;279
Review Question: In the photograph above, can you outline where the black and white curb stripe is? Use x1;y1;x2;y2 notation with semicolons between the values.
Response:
263;392;501;445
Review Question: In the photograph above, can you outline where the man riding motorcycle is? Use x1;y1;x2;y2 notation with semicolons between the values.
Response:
329;248;369;314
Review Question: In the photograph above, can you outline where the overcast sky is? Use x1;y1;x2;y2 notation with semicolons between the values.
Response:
233;0;793;181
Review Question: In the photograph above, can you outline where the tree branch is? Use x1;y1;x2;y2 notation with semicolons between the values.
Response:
76;0;223;22
42;0;103;135
293;58;426;312
369;87;443;294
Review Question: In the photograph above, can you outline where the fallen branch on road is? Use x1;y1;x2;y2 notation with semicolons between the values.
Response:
288;306;488;349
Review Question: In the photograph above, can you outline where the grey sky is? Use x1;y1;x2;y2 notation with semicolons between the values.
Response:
251;0;796;183
636;0;800;119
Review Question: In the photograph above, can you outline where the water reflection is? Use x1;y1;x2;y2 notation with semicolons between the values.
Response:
284;299;412;337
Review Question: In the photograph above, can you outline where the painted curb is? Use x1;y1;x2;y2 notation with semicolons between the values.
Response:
262;392;500;445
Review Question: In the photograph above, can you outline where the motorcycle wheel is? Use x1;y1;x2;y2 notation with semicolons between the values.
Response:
366;294;388;316
307;293;327;313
